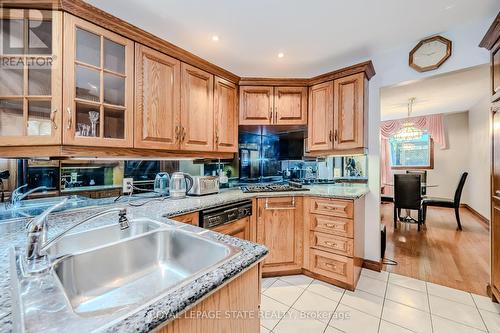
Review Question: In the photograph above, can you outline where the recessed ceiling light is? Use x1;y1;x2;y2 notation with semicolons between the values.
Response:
277;52;284;58
211;35;219;42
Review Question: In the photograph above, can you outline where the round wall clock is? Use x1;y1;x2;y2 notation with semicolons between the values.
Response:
409;36;452;72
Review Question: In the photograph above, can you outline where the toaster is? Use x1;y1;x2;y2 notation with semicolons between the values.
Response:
188;176;220;196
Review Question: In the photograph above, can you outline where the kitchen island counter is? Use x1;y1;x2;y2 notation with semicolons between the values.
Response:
0;183;368;332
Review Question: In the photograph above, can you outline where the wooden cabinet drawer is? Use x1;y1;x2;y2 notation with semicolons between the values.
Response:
170;212;199;226
310;213;353;238
310;198;353;218
309;248;353;284
310;232;353;257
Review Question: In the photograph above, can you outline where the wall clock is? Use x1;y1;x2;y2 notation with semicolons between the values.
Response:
409;36;452;72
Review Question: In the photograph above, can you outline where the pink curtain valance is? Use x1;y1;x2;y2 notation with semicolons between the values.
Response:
380;114;446;187
380;114;446;149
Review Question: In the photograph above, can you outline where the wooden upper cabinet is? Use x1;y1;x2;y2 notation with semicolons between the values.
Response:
0;9;62;146
135;44;181;150
214;77;238;152
63;13;134;147
308;81;333;151
239;86;307;125
275;87;307;125
333;73;366;150
239;86;273;125
180;63;214;151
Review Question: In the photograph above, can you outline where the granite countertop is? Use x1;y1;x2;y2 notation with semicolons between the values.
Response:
0;183;368;332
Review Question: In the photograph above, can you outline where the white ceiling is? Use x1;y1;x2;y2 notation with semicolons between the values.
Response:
86;0;498;77
380;64;489;121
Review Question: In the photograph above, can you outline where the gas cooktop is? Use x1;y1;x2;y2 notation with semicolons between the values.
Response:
240;183;310;193
290;178;336;185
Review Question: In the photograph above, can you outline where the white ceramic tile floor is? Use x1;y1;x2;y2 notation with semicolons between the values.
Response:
259;268;500;332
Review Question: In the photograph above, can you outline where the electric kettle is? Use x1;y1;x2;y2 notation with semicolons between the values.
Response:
169;172;194;199
154;172;170;195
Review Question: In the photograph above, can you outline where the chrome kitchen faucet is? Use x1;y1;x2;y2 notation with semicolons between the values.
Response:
24;198;129;275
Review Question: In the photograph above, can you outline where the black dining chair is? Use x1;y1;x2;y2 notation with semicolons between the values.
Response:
394;174;424;231
406;170;428;195
422;172;468;230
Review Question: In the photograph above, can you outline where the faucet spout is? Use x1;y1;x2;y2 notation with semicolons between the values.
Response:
24;204;129;275
10;185;49;208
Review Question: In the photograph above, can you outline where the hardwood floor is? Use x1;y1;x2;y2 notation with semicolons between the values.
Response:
381;202;490;296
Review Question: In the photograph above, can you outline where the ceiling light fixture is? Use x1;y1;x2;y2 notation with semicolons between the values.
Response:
277;52;284;58
393;97;423;142
211;35;219;42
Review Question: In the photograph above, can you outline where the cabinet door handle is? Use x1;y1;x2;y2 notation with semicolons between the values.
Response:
265;197;296;210
175;125;180;142
66;107;72;130
329;130;332;142
215;131;219;145
181;127;186;142
50;108;58;130
274;107;278;123
334;130;338;142
269;107;273;123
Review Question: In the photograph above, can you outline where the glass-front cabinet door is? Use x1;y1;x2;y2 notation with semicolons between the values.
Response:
63;13;133;147
0;9;62;146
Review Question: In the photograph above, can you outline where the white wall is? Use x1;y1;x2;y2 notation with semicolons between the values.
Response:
425;113;470;199
467;96;492;219
358;16;494;261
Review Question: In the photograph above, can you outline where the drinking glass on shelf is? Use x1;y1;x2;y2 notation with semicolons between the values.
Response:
88;111;99;137
77;123;83;136
82;124;90;136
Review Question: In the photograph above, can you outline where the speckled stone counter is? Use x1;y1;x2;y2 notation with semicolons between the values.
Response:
0;183;368;332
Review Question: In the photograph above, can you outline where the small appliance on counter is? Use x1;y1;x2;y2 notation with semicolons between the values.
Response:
199;199;252;229
188;176;220;196
0;170;10;202
169;172;193;199
154;172;170;195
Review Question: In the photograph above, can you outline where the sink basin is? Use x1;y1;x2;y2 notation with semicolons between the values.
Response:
52;227;239;316
0;195;89;221
46;218;162;258
16;195;88;208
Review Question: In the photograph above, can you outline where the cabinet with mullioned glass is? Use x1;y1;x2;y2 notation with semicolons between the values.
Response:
62;13;134;147
0;9;62;146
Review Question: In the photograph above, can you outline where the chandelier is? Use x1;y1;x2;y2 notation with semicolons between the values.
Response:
393;97;422;141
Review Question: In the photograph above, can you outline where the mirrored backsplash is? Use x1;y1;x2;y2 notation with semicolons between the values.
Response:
0;158;238;202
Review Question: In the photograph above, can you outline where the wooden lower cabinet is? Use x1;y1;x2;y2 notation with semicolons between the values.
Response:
256;197;303;275
254;195;364;290
158;264;261;333
170;212;199;226
212;217;251;241
303;196;365;290
308;248;353;284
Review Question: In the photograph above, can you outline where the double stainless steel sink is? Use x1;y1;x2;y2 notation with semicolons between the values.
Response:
11;217;241;331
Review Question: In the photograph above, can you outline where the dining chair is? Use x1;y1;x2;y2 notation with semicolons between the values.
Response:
406;170;428;195
422;172;468;230
394;174;423;231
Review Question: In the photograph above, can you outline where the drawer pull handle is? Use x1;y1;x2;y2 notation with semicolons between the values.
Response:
325;263;337;269
324;241;337;247
325;223;336;228
265;197;296;210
